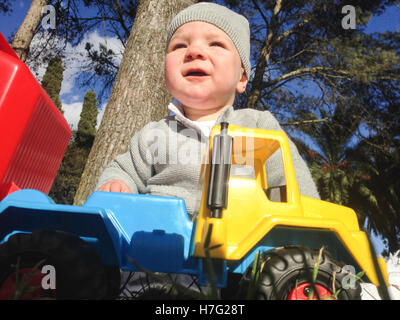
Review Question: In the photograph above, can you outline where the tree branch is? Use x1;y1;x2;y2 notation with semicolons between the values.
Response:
250;0;269;26
112;0;131;37
246;0;282;108
281;117;330;126
273;17;310;44
273;48;316;65
265;67;351;88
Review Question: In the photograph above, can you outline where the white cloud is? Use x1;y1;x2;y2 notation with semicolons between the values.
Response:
62;101;83;131
70;95;81;102
61;30;124;97
62;100;107;132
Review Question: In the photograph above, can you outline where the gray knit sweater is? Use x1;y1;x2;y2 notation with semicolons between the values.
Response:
96;105;320;215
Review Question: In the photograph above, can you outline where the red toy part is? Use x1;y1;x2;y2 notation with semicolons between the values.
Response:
286;282;332;300
0;32;71;201
0;182;21;201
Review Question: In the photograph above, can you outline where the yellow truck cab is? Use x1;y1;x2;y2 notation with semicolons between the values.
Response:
193;123;387;299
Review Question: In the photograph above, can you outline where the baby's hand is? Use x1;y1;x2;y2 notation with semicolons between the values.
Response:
97;180;131;193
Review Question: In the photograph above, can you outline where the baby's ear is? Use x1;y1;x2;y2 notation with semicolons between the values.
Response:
236;68;248;94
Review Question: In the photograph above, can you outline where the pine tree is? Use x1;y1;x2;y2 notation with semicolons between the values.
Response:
41;56;64;114
76;89;98;148
49;90;98;204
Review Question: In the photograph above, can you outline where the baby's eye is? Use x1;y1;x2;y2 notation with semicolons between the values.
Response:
171;43;186;51
210;41;225;48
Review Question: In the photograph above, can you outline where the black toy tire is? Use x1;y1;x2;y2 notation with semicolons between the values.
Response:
0;230;120;300
241;245;362;300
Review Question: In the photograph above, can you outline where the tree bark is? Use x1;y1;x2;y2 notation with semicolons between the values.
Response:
11;0;49;62
73;0;196;205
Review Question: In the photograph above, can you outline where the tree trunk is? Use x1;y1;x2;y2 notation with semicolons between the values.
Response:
11;0;49;62
73;0;196;205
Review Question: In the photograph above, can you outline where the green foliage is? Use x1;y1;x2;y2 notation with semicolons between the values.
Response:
49;139;89;204
307;247;324;299
292;102;400;252
289;70;399;251
290;103;359;205
49;90;98;204
41;56;64;114
245;251;261;300
281;28;400;251
77;90;98;148
347;137;400;252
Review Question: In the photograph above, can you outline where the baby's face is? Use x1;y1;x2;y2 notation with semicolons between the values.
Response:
165;21;248;119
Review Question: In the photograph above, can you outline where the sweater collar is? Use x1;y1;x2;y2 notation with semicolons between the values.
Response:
167;102;234;136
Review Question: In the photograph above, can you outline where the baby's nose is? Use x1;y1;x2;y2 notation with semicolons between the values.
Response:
185;44;206;61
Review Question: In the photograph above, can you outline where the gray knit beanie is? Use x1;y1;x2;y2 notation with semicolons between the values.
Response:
166;2;251;78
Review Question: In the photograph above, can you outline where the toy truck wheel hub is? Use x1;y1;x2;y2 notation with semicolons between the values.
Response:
286;282;332;300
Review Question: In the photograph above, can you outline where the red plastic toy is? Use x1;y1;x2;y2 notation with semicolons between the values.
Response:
0;32;71;200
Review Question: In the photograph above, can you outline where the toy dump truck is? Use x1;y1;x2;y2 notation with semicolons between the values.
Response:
0;32;388;300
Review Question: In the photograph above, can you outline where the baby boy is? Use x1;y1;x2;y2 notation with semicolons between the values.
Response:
96;3;319;216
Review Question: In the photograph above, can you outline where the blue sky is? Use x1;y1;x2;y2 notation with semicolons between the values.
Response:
365;4;400;34
1;2;399;255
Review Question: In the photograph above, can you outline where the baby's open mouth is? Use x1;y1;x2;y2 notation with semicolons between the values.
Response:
184;69;208;77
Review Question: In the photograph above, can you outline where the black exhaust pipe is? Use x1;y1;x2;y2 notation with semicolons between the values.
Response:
207;122;232;218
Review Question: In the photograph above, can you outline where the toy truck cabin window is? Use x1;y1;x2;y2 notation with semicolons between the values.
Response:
225;128;288;203
264;147;287;203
